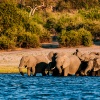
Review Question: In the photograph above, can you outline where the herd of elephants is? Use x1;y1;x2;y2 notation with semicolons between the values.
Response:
18;49;100;77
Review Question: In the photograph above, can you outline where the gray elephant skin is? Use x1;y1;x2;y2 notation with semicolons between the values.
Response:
74;49;100;76
18;55;49;76
48;51;81;76
84;58;100;76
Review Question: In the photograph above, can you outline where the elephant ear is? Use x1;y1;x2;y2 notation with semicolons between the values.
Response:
81;53;90;61
19;56;29;67
93;58;100;71
47;51;54;61
62;56;70;69
56;52;66;58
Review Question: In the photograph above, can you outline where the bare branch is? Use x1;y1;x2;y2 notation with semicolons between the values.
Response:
26;2;46;17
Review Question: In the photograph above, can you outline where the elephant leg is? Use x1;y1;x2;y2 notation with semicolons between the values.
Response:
31;67;36;76
91;71;96;76
57;67;62;75
42;71;46;76
63;67;69;76
84;60;93;75
27;67;31;76
94;70;100;76
97;70;100;76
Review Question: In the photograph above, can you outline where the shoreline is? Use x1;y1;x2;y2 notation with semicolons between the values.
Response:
0;45;100;73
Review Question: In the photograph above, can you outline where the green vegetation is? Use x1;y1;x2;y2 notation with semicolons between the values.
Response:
0;0;100;49
58;28;92;47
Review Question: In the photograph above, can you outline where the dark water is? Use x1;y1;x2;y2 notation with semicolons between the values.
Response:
0;74;100;100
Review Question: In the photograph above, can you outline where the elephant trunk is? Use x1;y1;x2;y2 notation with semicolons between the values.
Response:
57;66;62;75
84;60;94;75
19;67;24;76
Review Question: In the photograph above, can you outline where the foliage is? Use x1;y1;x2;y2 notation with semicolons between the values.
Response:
17;32;40;48
39;31;51;43
58;28;92;47
0;35;16;49
44;17;57;30
52;0;100;11
0;1;51;49
78;7;100;20
0;1;100;49
78;28;93;46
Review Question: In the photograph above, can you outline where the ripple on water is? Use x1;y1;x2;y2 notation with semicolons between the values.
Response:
0;74;100;100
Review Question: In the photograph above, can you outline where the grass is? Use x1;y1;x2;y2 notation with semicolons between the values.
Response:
0;66;27;74
0;66;52;75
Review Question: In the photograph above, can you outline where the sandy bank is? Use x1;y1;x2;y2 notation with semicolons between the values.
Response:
0;45;100;67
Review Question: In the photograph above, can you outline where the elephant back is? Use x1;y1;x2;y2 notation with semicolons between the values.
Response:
35;55;49;64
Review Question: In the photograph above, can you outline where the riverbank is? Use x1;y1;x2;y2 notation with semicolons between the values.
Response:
0;44;100;73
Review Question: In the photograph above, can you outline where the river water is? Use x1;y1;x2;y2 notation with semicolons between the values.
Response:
0;74;100;100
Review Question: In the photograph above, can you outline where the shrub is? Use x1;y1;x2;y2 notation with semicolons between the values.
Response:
79;7;100;20
83;20;100;40
54;0;99;11
0;35;16;49
44;18;57;30
58;28;93;47
56;13;85;32
17;32;40;48
32;12;44;24
78;28;93;46
56;15;70;32
0;2;24;30
39;31;51;43
58;30;81;47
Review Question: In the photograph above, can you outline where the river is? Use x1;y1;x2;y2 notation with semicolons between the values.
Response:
0;74;100;100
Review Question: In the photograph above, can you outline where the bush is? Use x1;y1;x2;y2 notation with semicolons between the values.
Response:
56;13;85;32
0;2;44;49
0;35;16;49
58;28;93;47
45;18;57;30
0;2;25;30
32;12;44;24
78;28;93;46
83;20;100;40
54;0;99;11
17;32;40;48
79;7;100;20
39;32;51;43
58;30;81;47
56;15;70;32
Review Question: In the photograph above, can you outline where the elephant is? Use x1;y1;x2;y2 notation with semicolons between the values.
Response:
74;49;100;76
74;49;100;61
18;55;50;76
84;58;100;76
47;51;81;76
47;51;68;76
47;51;59;76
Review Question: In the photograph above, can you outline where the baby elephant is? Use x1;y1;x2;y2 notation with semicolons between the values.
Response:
18;55;50;76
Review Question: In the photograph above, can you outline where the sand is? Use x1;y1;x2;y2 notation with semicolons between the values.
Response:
0;45;100;67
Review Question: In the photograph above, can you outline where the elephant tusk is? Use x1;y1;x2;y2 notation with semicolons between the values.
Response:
51;67;56;70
